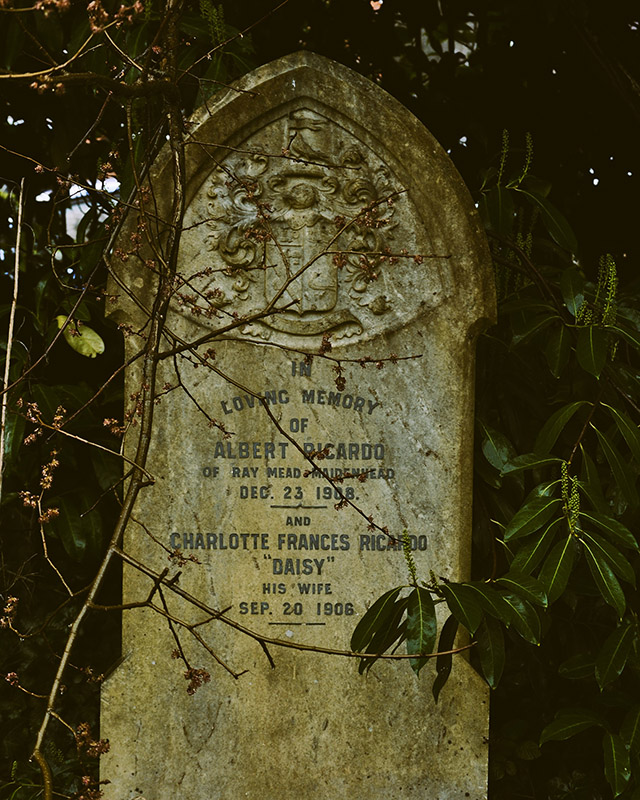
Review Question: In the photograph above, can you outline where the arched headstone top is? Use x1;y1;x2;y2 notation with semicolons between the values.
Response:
112;51;495;348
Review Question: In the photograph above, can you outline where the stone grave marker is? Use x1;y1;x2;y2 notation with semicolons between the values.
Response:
102;51;495;800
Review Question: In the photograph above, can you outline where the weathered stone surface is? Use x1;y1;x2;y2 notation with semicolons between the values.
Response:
102;51;495;800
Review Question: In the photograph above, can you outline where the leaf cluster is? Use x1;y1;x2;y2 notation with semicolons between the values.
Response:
352;148;640;798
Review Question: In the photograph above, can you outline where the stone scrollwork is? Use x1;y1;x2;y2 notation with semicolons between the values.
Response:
177;105;440;342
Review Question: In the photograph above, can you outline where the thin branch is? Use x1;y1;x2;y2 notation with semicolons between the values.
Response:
31;0;190;774
37;496;73;596
104;29;143;72
182;0;290;75
0;178;24;505
0;28;103;80
115;547;474;662
35;416;155;482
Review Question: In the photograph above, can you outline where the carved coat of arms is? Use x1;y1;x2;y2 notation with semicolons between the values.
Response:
177;106;439;342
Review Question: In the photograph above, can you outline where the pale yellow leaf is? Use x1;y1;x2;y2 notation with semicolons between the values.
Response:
55;315;105;358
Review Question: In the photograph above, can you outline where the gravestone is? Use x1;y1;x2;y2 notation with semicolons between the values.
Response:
102;51;495;800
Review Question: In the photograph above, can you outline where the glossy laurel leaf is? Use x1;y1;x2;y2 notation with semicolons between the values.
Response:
534;401;590;455
511;519;561;574
595;621;635;689
511;313;559;348
440;583;483;634
480;185;515;236
501;453;563;476
497;569;548;607
592;426;639;507
465;582;514;623
602;732;631;798
579;447;609;513
580;511;639;552
501;593;541;645
604;403;640;464
406;587;437;676
579;531;635;586
540;709;603;745
545;322;571;378
560;268;586;317
612;324;640;351
621;705;640;758
504;496;562;541
432;615;459;704
576;325;608;377
516;188;578;252
478;420;517;473
583;543;626;618
357;597;408;675
350;587;402;653
476;615;505;689
558;654;596;680
539;535;576;604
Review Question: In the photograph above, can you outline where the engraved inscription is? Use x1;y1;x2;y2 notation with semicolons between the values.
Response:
167;359;416;636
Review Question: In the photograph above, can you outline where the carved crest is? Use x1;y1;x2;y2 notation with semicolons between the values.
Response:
177;105;442;342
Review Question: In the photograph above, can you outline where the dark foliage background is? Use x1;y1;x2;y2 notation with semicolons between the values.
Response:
1;1;639;798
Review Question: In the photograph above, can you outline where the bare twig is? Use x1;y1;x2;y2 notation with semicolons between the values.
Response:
0;178;24;505
114;547;474;663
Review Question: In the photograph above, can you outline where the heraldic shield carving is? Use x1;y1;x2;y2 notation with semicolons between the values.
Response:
177;101;450;344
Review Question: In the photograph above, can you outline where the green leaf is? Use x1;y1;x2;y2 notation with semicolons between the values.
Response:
558;654;596;680
580;531;635;586
481;186;515;236
432;615;459;703
504;496;562;541
581;512;638;552
539;535;577;603
580;446;608;514
515;740;542;761
511;519;561;574
517;188;578;252
2;410;25;466
612;324;640;351
478;420;517;472
540;710;602;745
501;593;541;644
501;453;563;476
602;732;631;797
476;615;505;689
406;587;437;675
511;314;558;347
583;542;626;618
560;268;586;317
534;401;590;455
595;621;635;689
497;570;548;607
621;705;640;757
48;495;103;562
593;425;639;507
545;323;571;378
357;597;408;675
351;587;402;652
58;298;92;322
466;582;514;623
90;449;123;493
441;583;484;634
55;316;105;359
577;325;608;377
604;404;640;464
